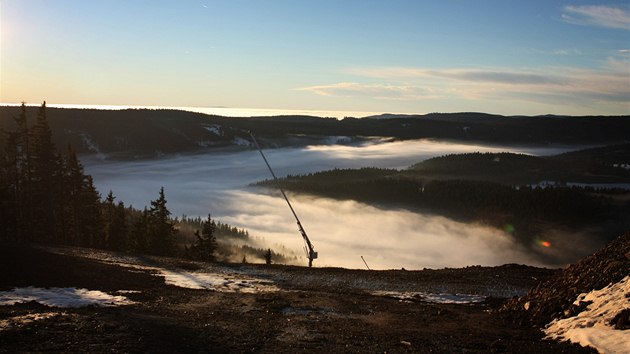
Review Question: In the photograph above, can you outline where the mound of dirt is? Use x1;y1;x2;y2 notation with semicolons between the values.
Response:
504;232;630;326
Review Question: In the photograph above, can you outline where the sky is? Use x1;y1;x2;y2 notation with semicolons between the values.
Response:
1;0;629;116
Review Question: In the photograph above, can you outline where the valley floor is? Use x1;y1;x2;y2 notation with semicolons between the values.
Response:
0;244;594;353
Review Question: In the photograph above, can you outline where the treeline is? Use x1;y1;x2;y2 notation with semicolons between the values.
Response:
1;106;629;158
0;103;275;263
410;150;630;184
178;216;251;240
0;103;103;245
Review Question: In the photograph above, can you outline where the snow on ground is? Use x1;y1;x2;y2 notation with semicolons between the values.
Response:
232;136;251;146
544;276;630;354
371;290;485;304
45;248;518;301
203;125;222;135
159;270;279;293
0;287;136;308
47;248;279;294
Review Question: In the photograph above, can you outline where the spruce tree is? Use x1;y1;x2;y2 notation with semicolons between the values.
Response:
1;103;33;241
189;214;217;262
62;145;103;246
30;102;63;242
131;208;150;253
79;175;104;247
147;187;177;256
104;191;128;251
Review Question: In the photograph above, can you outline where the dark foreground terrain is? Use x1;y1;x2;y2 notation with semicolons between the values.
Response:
0;244;594;353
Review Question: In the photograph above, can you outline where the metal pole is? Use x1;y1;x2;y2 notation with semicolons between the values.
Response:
361;256;371;270
249;131;317;267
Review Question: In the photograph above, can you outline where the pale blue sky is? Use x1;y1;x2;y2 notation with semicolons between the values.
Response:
2;0;629;115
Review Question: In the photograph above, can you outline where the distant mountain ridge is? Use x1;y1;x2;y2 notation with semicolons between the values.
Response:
1;106;628;159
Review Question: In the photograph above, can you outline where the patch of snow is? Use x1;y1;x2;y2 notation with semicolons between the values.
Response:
0;287;136;308
51;248;279;294
371;290;485;304
159;269;278;293
530;180;562;189
529;181;630;190
232;136;251;147
544;276;630;354
612;163;630;170
203;125;222;135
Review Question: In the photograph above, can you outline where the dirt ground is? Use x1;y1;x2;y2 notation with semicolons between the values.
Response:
0;244;595;353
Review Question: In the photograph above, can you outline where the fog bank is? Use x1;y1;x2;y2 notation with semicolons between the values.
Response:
82;139;581;269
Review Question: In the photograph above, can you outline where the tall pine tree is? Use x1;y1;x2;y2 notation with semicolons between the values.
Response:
1;103;33;241
188;214;217;262
147;187;178;256
103;191;128;251
30;102;63;242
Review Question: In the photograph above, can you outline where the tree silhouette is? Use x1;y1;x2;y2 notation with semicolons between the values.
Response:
131;208;150;253
103;191;127;250
188;214;218;262
147;187;177;256
29;102;64;242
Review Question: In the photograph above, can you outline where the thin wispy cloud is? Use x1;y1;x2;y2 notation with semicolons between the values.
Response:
562;5;630;30
347;67;569;86
296;82;441;100
304;59;630;108
554;48;583;56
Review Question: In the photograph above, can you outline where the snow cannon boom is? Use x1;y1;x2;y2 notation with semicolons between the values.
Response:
248;132;318;267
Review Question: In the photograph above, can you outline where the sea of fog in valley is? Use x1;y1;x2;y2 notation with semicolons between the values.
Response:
81;139;585;270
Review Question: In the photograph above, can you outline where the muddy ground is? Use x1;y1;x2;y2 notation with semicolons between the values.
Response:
0;244;594;353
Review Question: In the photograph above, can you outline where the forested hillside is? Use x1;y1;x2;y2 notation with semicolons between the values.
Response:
410;145;630;184
1;105;628;158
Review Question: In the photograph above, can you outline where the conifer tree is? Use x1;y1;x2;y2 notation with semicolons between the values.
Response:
103;191;117;248
147;187;177;255
79;175;104;246
104;191;128;251
131;208;150;253
30;102;63;242
61;145;103;246
1;103;33;241
189;214;217;262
